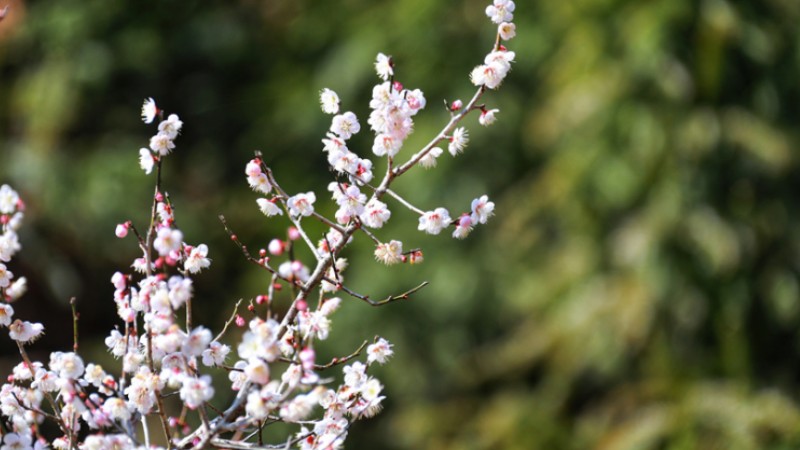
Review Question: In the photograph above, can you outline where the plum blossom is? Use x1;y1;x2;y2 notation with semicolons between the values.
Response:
5;277;26;302
375;53;393;81
287;192;316;217
0;230;21;261
319;88;340;114
153;227;183;256
374;240;403;265
0;184;19;214
141;97;158;124
448;127;469;156
479;108;499;126
419;147;444;169
202;341;230;367
0;304;13;327
452;214;474;239
471;50;515;89
359;199;391;228
367;338;394;365
8;319;44;343
257;198;283;217
184;244;211;273
499;22;516;40
418;208;452;235
485;0;515;24
0;263;11;288
149;133;175;156
471;195;495;224
158;114;183;139
248;173;272;194
331;112;361;140
180;375;214;409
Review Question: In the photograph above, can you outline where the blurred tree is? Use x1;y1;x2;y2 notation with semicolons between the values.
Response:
2;0;800;449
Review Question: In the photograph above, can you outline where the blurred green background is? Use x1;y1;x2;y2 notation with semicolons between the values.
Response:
3;0;800;448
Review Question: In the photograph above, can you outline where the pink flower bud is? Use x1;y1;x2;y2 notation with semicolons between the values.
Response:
296;299;307;312
235;315;245;327
299;347;315;371
288;227;301;241
450;100;463;111
115;223;129;238
268;239;284;255
393;81;403;92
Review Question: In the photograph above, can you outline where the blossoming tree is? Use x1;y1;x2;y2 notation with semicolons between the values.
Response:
0;1;517;448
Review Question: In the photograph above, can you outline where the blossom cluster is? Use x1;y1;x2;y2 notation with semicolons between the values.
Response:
0;185;34;339
0;1;515;448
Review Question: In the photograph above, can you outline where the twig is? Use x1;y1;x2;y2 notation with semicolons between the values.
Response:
332;280;429;306
315;340;368;370
215;298;244;342
69;297;79;352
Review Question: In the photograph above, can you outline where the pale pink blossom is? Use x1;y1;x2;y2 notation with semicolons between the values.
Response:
418;208;452;235
8;319;44;343
452;214;474;239
153;227;183;256
0;231;20;262
367;338;394;365
330;111;361;140
180;375;214;409
0;263;12;288
149;133;175;156
448;127;469;156
360;199;391;229
479;108;499;126
419;147;444;169
202;341;230;367
247;173;272;194
374;53;393;81
471;195;495;224
485;0;515;24
256;198;283;217
499;22;516;40
374;240;403;265
287;192;316;217
141;97;158;124
5;277;26;302
0;184;19;214
157;114;183;139
319;88;340;114
184;244;211;273
0;303;13;326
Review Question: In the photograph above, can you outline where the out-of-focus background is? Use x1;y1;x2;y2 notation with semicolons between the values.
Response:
3;0;800;448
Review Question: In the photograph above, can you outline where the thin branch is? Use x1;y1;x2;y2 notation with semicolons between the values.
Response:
314;340;368;370
393;85;486;178
214;298;244;342
69;297;79;352
383;188;425;215
332;280;429;306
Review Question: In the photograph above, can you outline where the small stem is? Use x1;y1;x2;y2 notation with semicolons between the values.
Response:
383;189;425;215
332;280;429;306
214;298;244;342
69;297;79;352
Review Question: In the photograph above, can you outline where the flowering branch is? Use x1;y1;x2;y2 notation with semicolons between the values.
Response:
0;1;517;448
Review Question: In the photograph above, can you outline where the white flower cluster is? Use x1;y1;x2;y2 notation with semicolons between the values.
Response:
138;98;184;175
470;0;517;90
0;1;514;447
0;185;35;344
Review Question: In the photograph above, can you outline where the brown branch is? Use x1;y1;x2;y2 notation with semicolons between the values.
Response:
332;280;429;306
70;297;79;352
214;298;244;342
